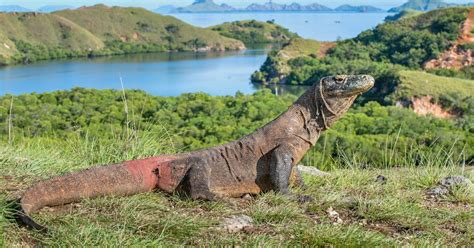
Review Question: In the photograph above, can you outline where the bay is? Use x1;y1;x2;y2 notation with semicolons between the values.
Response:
1;12;391;96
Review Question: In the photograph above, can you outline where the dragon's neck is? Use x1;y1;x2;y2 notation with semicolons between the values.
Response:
295;85;338;132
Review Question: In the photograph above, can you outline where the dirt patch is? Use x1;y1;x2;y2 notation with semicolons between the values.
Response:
424;8;474;70
317;42;336;58
408;96;454;119
460;8;474;43
422;197;472;211
119;35;128;42
132;32;139;40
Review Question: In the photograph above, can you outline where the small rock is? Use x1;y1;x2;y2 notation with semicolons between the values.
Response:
241;194;253;200
375;175;387;184
297;195;314;203
297;165;330;177
220;215;253;233
427;175;472;197
326;207;343;224
439;176;472;188
427;186;449;196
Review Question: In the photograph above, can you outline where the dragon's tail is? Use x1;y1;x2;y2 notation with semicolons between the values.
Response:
19;156;181;231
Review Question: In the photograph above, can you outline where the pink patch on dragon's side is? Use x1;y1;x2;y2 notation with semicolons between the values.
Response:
123;156;177;191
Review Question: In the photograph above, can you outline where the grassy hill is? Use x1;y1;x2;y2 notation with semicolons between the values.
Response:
251;38;334;84
55;5;243;50
0;5;245;65
209;20;299;45
394;70;474;100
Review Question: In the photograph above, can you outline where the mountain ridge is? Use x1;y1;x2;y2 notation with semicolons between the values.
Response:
174;0;384;13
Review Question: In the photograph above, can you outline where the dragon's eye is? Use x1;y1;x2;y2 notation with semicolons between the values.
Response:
334;76;345;83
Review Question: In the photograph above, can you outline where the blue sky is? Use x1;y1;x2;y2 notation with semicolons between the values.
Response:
2;0;474;10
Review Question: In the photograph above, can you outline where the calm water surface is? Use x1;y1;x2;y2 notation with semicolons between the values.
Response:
170;12;390;41
0;13;390;96
0;50;268;96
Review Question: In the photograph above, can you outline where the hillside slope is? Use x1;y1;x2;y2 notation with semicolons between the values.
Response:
0;5;245;65
209;20;299;44
0;12;104;49
251;38;334;84
252;8;473;106
55;5;243;50
395;70;474;99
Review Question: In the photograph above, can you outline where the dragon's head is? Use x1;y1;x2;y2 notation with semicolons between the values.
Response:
314;75;374;127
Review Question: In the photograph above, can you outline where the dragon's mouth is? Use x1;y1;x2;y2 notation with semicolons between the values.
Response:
323;75;375;97
351;75;375;95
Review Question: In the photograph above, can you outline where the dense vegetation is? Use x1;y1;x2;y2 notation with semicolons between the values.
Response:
336;8;467;68
1;89;472;170
0;5;244;65
252;8;471;104
209;20;299;45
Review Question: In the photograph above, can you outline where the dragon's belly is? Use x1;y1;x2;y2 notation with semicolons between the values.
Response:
207;151;274;197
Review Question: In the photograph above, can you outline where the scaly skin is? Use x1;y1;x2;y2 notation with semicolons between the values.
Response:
19;75;374;231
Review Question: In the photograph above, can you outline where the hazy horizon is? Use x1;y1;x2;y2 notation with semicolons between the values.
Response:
2;0;474;10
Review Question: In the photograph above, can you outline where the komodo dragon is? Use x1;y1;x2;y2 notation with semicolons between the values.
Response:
18;75;374;231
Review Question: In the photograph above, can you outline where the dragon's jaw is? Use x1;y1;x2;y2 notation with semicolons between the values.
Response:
322;75;375;97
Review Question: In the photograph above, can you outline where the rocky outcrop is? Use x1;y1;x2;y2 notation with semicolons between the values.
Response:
424;45;473;69
424;8;474;70
397;96;454;119
427;175;473;197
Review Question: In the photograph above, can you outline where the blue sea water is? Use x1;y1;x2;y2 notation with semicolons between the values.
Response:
0;12;390;96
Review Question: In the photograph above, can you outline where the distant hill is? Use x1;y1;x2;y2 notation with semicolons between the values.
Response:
335;5;384;12
37;5;74;13
387;0;470;12
0;5;31;12
154;5;177;14
0;5;245;65
173;1;382;13
209;20;299;44
175;0;235;13
245;2;332;12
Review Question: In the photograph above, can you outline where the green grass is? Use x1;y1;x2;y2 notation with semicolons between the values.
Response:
276;38;322;59
394;70;474;100
1;133;472;246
